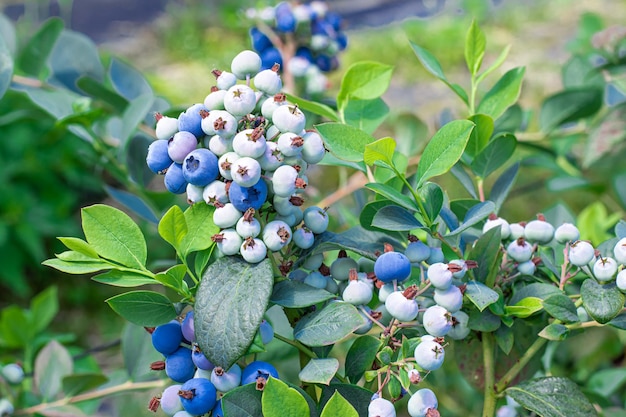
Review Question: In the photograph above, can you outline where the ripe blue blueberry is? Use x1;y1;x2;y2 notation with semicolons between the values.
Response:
368;397;396;417
240;237;268;263
213;229;244;256
152;321;183;355
272;104;306;133
407;388;438;417
241;361;279;385
164;163;188;194
182;148;219;187
422;305;452;337
303;206;329;234
274;2;297;33
231;50;262;80
259;319;274;344
147;139;174;174
211;400;224;417
178;103;207;139
168;131;198;164
249;27;272;53
414;337;445;371
259;47;284;71
229;179;268;212
179;377;217;416
374;250;412;283
159;384;183;415
426;247;445;265
210;364;242;393
231;156;262;187
165;347;196;383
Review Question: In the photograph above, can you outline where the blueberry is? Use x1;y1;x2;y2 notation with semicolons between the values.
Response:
293;226;315;249
302;206;329;234
304;270;327;288
272;104;306;133
201;109;238;138
616;269;626;292
152;321;183;355
374;251;412;283
0;399;14;417
555;222;580;244
524;217;554;244
301;130;326;164
260;47;284;71
168;131;198;164
192;345;215;371
277;132;304;157
186;183;204;204
181;311;195;343
164;163;188;194
482;215;511;240
262;94;287;120
274;2;296;33
241;361;279;385
262;220;293;252
405;240;431;264
231;50;262;80
414;337;445;371
160;384;183;415
147;139;174;174
506;237;533;262
155;113;179;140
422;305;452;337
178;104;207;139
249;27;273;53
517;260;537;275
259;319;274;344
217;151;240;181
342;278;373;305
213;203;243;229
509;222;525;240
407;388;438;417
385;290;419;321
329;256;358;281
272;165;300;197
254;67;283;95
233;128;267;158
210;364;242;392
613;237;626;264
229;179;268;212
236;212;262;238
1;363;24;384
426;247;445;264
203;180;229;206
179;377;217;415
214;228;244;256
593;257;618;282
212;70;238;90
165;347;196;383
211;400;224;417
433;285;463;313
427;263;452;290
568;240;596;266
231;156;262;188
368;397;396;417
224;85;258;117
182;148;219;186
447;310;471;340
240;237;268;263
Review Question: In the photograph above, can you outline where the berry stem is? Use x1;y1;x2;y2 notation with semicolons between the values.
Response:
493;335;548;394
273;333;317;360
481;332;497;417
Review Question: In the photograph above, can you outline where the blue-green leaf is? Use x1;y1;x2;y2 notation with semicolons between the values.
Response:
477;67;525;120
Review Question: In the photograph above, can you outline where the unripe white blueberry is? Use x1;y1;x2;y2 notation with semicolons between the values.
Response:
422;305;452;337
517;260;537;275
204;110;238;138
211;364;242;392
613;237;626;264
214;70;238;90
303;206;329;234
160;384;184;415
263;220;292;252
272;165;299;197
233;128;267;158
254;67;283;95
568;241;596;266
524;218;555;244
240;238;267;263
385;290;419;321
155;114;179;140
447;310;470;340
186;183;204;204
301;130;326;164
407;388;438;417
368;397;396;417
231;157;262;187
203;180;228;206
218;151;240;181
593;257;618;282
507;238;533;262
615;269;626;292
204;88;227;110
342;280;373;305
214;229;243;256
231;50;262;80
448;259;467;279
272;104;306;133
483;216;511;240
433;285;463;313
509;222;525;240
259;141;285;171
277;132;304;157
207;135;233;156
213;203;242;229
427;263;452;290
554;222;580;244
236;214;261;238
262;95;287;120
224;84;257;116
378;282;398;303
414;338;445;371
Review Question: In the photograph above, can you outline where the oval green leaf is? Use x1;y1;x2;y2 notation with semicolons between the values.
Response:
320;391;358;417
106;290;176;327
477;67;526;120
299;358;339;385
316;122;377;162
581;279;625;324
270;280;335;308
262;377;311;417
294;302;364;346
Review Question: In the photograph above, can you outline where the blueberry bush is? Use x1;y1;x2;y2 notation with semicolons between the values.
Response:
2;3;626;417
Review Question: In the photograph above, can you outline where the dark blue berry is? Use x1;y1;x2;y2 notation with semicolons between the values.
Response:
179;378;217;416
165;347;196;383
228;179;268;212
241;360;279;385
152;321;183;355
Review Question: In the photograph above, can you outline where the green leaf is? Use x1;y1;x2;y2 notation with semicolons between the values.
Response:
222;383;264;417
468;307;501;332
158;205;188;251
477;67;525;120
318;384;373;417
154;264;188;293
15;84;79;119
270;280;335;308
81;204;147;269
91;270;156;287
109;57;152;100
316;122;376;162
34;340;73;400
262;377;311;417
490;162;520;212
42;258;114;274
420;182;444;221
465;281;500;311
320;391;358;417
416;120;475;188
365;183;418;211
447;201;495;237
539;87;603;132
465;20;486;76
104;185;159;224
371;205;423;231
467;226;502;285
506;377;597;417
477;45;511;84
31;286;59;334
345;335;380;383
0;305;32;348
57;237;99;258
0;26;13;100
542;294;578;323
180;203;219;257
505;297;544;318
76;76;129;110
581;279;625;324
62;373;108;397
587;368;626;397
299;358;339;385
294;302;364;346
343;98;389;134
48;30;104;90
285;93;339;121
337;61;393;111
195;257;273;369
470;133;516;179
465;114;494;159
450;163;478;199
364;137;396;166
106;290;176;327
538;323;569;341
308;227;404;260
18;17;63;78
122;323;163;382
495;325;514;355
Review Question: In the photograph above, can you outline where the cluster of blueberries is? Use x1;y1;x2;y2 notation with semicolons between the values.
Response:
146;49;330;264
246;0;347;95
148;311;276;416
0;364;24;416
